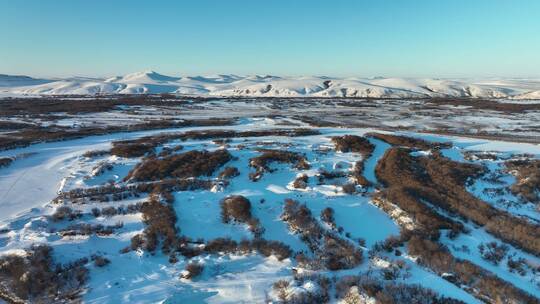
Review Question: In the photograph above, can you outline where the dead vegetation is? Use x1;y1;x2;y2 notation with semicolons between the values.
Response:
407;235;538;304
375;146;540;256
203;237;292;261
0;118;236;151
218;166;240;179
281;199;362;270
249;149;310;181
0;157;13;168
182;262;204;280
332;135;375;155
335;275;466;304
130;198;179;254
221;195;263;237
368;132;451;150
505;159;540;204
292;174;309;189
125;149;232;181
332;135;375;188
0;245;88;303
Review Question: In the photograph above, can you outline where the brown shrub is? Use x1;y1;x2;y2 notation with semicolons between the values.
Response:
0;245;88;303
281;199;362;270
51;206;82;221
221;195;252;223
376;147;540;256
320;207;335;228
249;149;310;181
220;195;264;237
368;133;451;150
92;255;110;267
218;166;240;179
478;242;509;265
82;149;110;158
506;159;540;204
407;235;537;304
111;140;156;158
0;157;13;168
332;135;375;156
342;183;356;194
203;237;292;261
126;149;232;181
129;199;178;253
292;174;309;189
182;262;204;279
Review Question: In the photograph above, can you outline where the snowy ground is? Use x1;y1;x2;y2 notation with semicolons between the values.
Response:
0;112;539;303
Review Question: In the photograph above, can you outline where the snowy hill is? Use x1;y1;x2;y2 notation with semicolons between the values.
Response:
2;70;540;99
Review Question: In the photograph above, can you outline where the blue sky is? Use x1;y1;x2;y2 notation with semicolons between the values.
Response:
1;0;539;78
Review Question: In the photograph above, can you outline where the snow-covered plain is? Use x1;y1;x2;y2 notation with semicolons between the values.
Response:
1;115;539;303
2;71;540;99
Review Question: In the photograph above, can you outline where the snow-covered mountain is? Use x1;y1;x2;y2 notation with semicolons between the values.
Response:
2;70;540;99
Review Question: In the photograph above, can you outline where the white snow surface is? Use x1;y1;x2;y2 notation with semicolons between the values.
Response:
2;71;540;99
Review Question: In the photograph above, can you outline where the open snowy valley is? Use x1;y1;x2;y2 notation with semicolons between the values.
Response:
0;97;539;303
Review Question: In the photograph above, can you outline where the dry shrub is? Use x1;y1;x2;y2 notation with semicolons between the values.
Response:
126;149;232;181
332;135;375;155
342;183;356;194
0;157;13;168
204;237;292;261
0;245;88;303
478;242;509;265
249;149;310;181
82;149;110;158
218;166;240;179
281;199;362;270
376;147;540;256
368;133;451;150
320;207;336;228
506;159;540;204
51;206;82;221
221;195;252;223
182;262;204;279
407;235;537;303
92;255;110;267
59;222;123;237
129;199;178;253
336;275;465;304
292;174;309;189
220;195;264;237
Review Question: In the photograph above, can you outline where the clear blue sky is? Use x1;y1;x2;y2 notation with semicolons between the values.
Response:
1;0;539;78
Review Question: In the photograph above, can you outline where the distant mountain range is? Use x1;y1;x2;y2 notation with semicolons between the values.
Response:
1;71;540;99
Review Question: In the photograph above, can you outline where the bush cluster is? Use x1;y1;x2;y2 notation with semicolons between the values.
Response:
220;195;263;237
0;157;13;168
249;149;310;181
131;199;179;253
204;237;292;261
335;275;465;304
0;245;88;303
506;159;540;204
218;166;240;179
182;262;204;280
407;235;537;303
281;199;362;270
331;135;375;156
51;206;82;222
126;149;232;181
376;147;540;256
368;133;451;150
292;174;309;189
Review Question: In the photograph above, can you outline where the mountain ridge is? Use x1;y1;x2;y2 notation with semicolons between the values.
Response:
1;71;540;99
